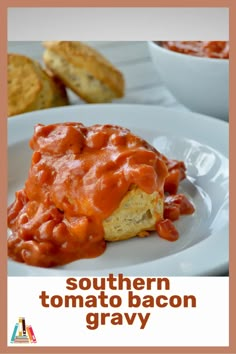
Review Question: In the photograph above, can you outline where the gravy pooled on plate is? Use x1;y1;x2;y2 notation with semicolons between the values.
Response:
8;122;194;267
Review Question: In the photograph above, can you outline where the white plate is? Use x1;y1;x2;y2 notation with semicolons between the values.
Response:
8;104;229;276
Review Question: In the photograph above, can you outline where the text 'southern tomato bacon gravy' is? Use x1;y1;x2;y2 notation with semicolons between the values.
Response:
159;41;229;59
8;123;194;267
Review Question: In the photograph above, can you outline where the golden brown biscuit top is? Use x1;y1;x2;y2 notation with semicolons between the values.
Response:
43;41;125;97
8;54;42;116
43;41;117;70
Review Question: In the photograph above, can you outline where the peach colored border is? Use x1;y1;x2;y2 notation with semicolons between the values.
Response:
1;1;235;353
3;0;234;7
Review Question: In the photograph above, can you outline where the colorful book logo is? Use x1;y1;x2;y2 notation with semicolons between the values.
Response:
10;317;37;344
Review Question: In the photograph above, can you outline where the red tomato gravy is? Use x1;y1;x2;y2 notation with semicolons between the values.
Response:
8;122;194;267
159;41;229;59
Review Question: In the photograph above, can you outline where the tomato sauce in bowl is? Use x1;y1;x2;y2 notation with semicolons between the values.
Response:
158;41;229;59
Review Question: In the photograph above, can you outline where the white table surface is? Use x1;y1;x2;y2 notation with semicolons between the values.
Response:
8;41;189;111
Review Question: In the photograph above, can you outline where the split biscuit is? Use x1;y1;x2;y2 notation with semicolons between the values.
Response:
103;186;163;242
43;41;125;103
8;54;69;117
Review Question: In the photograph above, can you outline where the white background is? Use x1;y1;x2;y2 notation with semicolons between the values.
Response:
8;8;229;40
8;276;229;347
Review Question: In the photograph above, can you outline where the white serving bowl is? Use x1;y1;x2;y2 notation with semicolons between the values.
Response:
147;41;229;120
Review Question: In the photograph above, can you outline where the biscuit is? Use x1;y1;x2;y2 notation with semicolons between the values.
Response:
103;186;163;242
46;71;69;107
43;41;125;103
8;54;69;117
